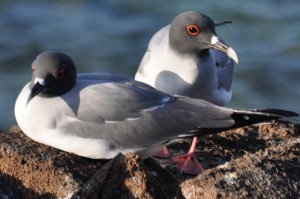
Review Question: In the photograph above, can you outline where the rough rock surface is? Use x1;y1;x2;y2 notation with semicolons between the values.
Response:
0;120;299;199
0;126;108;198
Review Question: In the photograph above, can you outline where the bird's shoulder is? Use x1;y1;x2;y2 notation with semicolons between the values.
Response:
147;25;170;51
67;75;175;123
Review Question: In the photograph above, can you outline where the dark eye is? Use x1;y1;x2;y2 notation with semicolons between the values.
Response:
56;68;65;78
186;24;201;36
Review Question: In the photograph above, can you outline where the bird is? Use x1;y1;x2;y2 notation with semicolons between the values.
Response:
15;51;297;175
135;11;238;174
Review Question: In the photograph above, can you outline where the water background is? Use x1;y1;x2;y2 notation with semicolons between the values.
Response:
0;0;299;131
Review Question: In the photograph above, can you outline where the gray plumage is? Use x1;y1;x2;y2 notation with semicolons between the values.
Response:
135;11;238;106
15;52;298;160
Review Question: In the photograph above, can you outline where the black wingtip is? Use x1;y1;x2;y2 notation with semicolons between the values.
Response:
230;109;298;129
197;109;298;137
215;21;232;27
248;109;299;117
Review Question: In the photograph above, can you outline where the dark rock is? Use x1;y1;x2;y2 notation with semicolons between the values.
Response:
0;126;108;198
73;154;184;199
0;121;299;198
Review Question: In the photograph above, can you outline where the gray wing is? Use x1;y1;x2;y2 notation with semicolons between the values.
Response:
57;75;296;159
78;73;133;82
58;76;236;157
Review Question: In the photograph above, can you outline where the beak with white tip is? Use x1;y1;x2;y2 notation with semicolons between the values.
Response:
34;77;45;86
208;36;238;64
27;78;46;104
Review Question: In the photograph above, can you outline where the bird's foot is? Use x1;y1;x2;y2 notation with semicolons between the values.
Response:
171;152;204;175
154;146;169;158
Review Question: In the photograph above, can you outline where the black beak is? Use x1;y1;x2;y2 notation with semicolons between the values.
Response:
27;82;45;105
207;36;238;64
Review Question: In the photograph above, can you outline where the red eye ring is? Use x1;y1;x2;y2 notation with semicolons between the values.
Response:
56;68;65;78
186;24;201;36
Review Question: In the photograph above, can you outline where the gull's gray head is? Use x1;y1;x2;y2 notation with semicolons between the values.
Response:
28;51;77;103
169;11;238;63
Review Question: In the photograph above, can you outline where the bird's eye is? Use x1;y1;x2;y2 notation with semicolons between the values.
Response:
186;25;201;36
56;68;65;78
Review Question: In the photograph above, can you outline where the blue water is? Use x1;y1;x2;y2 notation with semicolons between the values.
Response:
0;0;299;131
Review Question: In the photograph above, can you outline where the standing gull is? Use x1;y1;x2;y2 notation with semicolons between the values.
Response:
15;52;297;173
135;11;238;174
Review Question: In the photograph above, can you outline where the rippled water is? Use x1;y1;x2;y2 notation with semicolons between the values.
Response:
0;0;299;131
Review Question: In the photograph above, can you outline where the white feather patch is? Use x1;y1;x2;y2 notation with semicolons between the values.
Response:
211;35;219;45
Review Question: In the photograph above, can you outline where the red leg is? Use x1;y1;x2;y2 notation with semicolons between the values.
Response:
171;137;204;175
154;146;169;158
